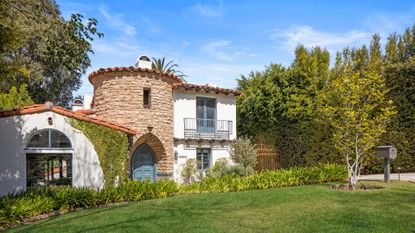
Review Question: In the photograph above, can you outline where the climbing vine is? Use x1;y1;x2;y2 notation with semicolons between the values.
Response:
70;120;129;187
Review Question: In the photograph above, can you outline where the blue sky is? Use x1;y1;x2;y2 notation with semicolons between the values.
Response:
57;0;415;96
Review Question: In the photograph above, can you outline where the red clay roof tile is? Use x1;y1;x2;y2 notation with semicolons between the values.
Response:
75;109;95;115
172;83;240;96
88;66;184;84
0;104;137;135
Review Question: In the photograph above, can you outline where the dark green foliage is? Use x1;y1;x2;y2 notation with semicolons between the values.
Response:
180;164;346;193
380;61;415;172
237;48;334;168
238;23;415;172
0;0;103;106
70;120;129;187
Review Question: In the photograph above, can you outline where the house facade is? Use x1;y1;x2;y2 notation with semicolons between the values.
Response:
0;56;239;195
0;103;136;196
89;56;239;182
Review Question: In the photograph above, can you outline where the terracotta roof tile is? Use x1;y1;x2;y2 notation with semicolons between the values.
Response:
88;66;183;84
172;83;240;96
0;104;137;135
75;109;95;115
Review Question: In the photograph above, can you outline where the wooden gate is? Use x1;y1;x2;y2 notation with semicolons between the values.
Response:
255;143;280;171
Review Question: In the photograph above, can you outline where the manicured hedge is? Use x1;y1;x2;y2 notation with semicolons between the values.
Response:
0;164;346;225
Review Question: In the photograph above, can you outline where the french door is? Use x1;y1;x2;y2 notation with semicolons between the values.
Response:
196;97;216;133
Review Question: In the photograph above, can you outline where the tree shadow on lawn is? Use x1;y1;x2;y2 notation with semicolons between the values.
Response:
13;205;128;232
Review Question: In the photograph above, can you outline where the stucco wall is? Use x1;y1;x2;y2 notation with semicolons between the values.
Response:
0;112;104;196
172;89;237;182
173;141;232;183
173;89;237;140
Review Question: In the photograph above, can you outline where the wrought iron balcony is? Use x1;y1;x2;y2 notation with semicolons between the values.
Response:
183;118;233;140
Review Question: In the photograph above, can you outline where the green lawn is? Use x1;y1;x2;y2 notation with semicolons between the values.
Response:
7;182;415;233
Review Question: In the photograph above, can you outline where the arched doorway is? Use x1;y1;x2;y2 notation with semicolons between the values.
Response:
25;129;72;187
131;144;156;181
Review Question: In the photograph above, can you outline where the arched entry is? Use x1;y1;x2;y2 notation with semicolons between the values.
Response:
131;144;156;181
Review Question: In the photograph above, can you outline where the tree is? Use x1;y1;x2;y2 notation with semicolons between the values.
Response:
320;44;396;189
181;159;197;184
0;0;103;107
151;57;187;81
0;85;33;110
228;136;258;176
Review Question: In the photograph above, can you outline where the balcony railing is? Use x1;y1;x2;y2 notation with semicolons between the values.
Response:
183;118;233;140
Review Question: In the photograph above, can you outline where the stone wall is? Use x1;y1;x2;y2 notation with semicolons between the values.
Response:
90;71;174;177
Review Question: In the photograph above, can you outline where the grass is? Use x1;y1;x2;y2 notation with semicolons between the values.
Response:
6;181;415;233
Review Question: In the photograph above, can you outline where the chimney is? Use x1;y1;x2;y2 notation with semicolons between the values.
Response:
135;55;152;69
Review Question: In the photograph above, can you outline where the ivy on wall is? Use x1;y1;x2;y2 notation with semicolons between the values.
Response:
70;120;129;187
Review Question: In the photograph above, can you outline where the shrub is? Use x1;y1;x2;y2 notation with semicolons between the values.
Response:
229;136;258;176
206;158;247;178
0;180;179;225
180;164;347;194
181;159;197;184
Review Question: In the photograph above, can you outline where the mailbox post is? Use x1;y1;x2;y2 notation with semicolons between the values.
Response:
375;146;397;183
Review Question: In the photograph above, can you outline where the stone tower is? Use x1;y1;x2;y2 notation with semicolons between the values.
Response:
88;66;183;179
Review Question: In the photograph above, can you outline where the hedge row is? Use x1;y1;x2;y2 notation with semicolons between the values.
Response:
0;164;346;225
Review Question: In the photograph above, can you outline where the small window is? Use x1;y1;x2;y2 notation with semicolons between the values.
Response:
143;88;151;108
196;148;210;170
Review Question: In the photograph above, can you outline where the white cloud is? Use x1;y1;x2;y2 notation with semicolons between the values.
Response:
98;6;136;36
202;40;232;61
190;2;224;18
180;62;263;88
270;25;370;53
202;40;255;62
93;40;139;56
364;7;415;38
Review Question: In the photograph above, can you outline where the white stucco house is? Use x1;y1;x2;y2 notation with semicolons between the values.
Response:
173;87;237;182
0;103;137;196
0;55;239;195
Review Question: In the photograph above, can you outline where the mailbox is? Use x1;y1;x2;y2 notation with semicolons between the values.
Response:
375;146;397;160
375;145;397;183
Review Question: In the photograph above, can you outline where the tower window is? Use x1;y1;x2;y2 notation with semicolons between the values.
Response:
143;88;151;108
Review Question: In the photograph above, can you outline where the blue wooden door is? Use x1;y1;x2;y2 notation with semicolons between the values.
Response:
131;144;156;181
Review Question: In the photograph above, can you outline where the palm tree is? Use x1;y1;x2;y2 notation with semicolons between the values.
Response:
151;57;187;82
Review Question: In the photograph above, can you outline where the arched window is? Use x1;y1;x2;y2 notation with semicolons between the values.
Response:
27;129;71;149
26;129;72;187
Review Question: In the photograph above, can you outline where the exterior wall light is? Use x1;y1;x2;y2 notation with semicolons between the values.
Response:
48;117;53;125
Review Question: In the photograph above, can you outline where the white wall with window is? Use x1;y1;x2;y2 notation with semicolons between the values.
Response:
173;90;237;140
0;112;104;196
172;89;237;183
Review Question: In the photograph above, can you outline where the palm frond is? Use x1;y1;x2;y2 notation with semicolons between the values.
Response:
151;57;187;82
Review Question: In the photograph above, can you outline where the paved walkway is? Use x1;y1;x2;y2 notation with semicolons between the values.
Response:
359;173;415;182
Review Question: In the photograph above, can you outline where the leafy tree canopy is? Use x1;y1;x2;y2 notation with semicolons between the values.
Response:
0;0;103;108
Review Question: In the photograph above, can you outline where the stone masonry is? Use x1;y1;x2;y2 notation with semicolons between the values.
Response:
89;71;175;178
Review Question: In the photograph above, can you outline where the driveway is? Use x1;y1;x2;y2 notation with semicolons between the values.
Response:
360;173;415;182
